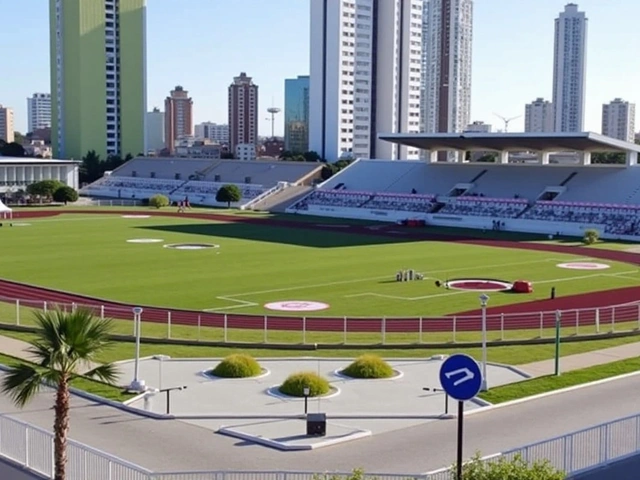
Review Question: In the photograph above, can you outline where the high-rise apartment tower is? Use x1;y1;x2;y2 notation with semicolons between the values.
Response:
228;72;259;154
164;86;193;153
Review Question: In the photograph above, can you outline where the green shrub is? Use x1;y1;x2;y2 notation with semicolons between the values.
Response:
148;194;169;209
53;185;79;204
583;228;599;245
341;354;394;379
211;354;262;378
456;452;565;479
279;371;330;397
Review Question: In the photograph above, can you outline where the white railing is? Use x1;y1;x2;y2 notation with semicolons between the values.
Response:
425;412;640;479
240;183;285;211
0;414;151;479
1;296;640;346
2;411;640;479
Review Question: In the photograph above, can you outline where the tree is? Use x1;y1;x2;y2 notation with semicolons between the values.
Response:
303;151;322;162
477;154;497;163
27;180;65;201
14;132;25;145
0;141;26;157
80;150;103;184
216;184;242;207
583;228;600;245
53;186;79;205
455;453;565;480
1;309;118;480
149;194;170;209
591;152;625;164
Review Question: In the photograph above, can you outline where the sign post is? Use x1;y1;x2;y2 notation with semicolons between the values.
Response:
439;354;483;480
554;310;561;376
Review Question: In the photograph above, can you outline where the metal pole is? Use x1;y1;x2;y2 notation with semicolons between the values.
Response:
419;316;423;343
302;316;307;344
100;305;104;320
500;313;504;341
452;316;457;343
555;310;561;376
159;358;163;391
575;310;579;336
263;315;268;343
456;401;464;480
197;315;201;341
481;306;488;391
224;314;228;342
133;312;141;382
43;301;47;313
15;300;20;326
595;308;600;333
343;316;347;344
539;311;544;338
167;311;172;339
166;390;170;415
304;395;308;415
444;394;449;415
381;317;386;345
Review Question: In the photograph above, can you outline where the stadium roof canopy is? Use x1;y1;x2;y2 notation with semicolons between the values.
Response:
379;132;640;153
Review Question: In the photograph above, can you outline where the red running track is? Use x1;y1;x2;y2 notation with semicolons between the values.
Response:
1;209;639;333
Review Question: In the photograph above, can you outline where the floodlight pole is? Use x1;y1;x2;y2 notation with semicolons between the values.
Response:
479;294;489;391
129;307;146;392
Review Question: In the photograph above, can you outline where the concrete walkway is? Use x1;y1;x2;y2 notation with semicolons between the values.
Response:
518;341;640;377
0;333;638;379
0;335;99;374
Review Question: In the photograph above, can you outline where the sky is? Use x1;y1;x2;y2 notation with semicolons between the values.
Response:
0;0;638;137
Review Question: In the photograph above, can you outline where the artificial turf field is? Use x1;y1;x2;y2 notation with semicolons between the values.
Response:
1;209;638;318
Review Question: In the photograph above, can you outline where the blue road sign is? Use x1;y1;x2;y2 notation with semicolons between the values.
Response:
439;354;483;402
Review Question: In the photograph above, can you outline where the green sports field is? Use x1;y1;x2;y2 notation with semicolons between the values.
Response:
0;212;637;317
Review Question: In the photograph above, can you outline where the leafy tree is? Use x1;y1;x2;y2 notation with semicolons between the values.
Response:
583;228;599;245
313;468;366;480
14;132;25;145
27;180;65;200
0;141;26;157
149;194;170;209
53;185;79;204
216;184;242;207
1;309;118;480
455;453;565;480
303;151;322;162
591;152;625;164
80;150;103;184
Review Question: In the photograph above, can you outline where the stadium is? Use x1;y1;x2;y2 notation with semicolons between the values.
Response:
2;132;640;344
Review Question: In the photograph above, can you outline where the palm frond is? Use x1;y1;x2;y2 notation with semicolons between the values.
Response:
1;364;45;407
83;363;120;385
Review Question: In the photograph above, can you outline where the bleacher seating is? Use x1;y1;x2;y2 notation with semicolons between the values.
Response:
292;190;373;210
439;197;529;218
203;161;321;185
365;193;436;213
290;190;437;214
82;176;183;198
523;201;640;235
470;166;576;198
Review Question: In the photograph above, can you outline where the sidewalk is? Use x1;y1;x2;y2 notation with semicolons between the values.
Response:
517;341;640;377
0;335;99;374
0;333;638;378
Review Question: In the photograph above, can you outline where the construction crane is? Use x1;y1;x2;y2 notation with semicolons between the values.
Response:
493;113;522;133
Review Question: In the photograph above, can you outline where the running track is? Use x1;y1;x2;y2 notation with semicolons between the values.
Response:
1;209;640;334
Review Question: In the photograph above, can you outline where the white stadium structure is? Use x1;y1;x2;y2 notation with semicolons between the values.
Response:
81;132;640;240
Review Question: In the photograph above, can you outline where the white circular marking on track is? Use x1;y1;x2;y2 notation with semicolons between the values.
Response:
556;262;610;270
121;215;151;219
264;301;330;312
10;223;31;227
164;243;220;250
126;238;164;244
446;279;513;292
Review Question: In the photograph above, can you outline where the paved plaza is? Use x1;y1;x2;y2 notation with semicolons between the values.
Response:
117;356;528;450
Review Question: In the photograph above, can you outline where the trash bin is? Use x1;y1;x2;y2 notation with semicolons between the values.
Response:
306;413;327;436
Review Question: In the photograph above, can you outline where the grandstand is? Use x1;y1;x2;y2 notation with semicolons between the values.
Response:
287;133;640;241
81;157;323;209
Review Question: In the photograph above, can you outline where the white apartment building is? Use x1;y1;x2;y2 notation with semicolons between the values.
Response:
0;105;15;143
421;0;473;140
27;93;52;133
602;98;636;143
145;107;165;153
309;0;423;162
525;98;554;133
195;122;229;144
552;3;588;133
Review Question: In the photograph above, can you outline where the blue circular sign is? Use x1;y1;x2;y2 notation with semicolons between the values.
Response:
439;354;483;402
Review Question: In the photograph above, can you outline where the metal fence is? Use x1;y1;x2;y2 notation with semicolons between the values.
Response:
2;295;640;346
2;411;640;479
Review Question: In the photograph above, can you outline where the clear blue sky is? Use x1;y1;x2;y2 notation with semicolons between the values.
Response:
1;0;638;136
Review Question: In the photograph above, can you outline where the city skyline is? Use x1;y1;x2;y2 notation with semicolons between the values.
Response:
1;0;638;140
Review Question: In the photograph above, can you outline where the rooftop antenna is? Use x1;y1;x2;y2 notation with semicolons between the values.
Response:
266;98;281;139
493;113;522;133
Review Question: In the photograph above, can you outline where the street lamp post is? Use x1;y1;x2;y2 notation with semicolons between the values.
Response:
129;307;146;392
479;294;489;391
159;386;187;415
303;386;310;415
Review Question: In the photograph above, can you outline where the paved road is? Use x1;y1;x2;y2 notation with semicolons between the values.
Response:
0;458;45;479
1;375;639;475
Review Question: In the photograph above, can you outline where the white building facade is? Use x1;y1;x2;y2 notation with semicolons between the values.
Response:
0;158;79;194
602;99;636;143
145;108;165;153
27;93;52;133
0;105;14;143
421;0;473;139
195;122;229;144
552;3;588;133
525;98;554;133
309;0;423;162
465;121;491;133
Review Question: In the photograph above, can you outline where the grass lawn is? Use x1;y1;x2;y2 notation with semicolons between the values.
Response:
0;352;135;403
1;212;639;319
480;356;640;404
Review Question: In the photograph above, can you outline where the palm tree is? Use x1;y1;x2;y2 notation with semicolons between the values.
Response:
1;308;119;480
